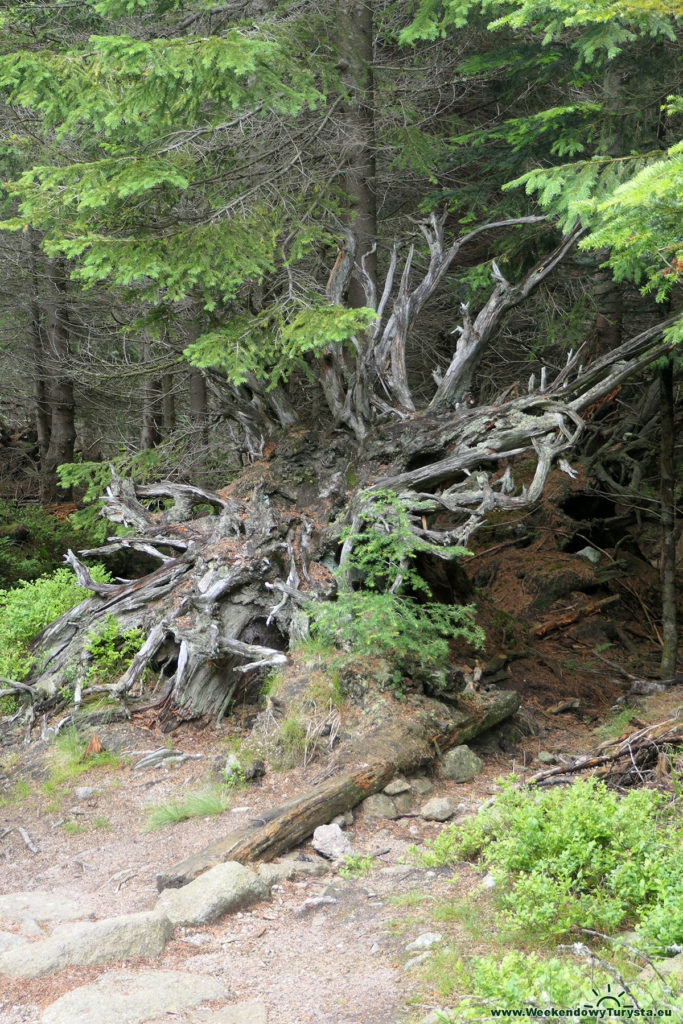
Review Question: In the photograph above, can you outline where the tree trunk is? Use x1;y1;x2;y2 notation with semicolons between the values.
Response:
26;232;52;502
43;259;75;501
157;688;519;889
189;367;209;458
339;0;377;308
10;316;676;726
659;356;677;678
141;343;163;450
162;373;176;435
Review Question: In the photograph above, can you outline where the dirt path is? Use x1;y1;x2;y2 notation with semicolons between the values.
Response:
1;685;680;1024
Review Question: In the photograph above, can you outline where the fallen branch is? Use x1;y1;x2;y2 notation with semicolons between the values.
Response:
533;595;620;638
157;688;519;890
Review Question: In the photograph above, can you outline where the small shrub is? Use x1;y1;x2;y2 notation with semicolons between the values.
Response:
0;565;111;683
338;853;375;878
83;613;144;684
309;489;484;680
144;787;230;830
416;777;683;947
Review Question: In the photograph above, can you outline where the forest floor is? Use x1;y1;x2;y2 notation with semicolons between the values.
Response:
0;494;681;1024
1;673;681;1024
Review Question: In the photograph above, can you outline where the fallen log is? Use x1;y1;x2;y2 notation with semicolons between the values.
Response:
156;687;519;890
533;595;619;638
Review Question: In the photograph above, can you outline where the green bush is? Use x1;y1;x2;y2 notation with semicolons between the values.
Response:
309;489;484;678
0;565;111;684
83;613;144;684
416;777;683;948
0;499;101;587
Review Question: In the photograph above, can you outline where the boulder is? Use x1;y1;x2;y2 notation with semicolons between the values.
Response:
384;778;411;796
311;823;355;861
441;745;483;782
420;797;456;821
257;855;329;886
40;968;226;1024
361;793;398;820
0;911;172;978
0;890;90;924
410;776;434;796
155;861;267;927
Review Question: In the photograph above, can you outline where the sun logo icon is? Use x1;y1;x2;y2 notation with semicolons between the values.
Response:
591;984;627;1009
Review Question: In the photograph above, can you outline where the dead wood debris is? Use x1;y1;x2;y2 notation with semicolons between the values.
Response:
528;713;683;790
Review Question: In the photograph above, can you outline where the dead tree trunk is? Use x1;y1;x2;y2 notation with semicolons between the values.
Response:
5;313;675;726
157;687;519;889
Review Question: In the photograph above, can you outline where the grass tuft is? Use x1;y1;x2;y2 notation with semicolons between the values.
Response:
144;787;230;831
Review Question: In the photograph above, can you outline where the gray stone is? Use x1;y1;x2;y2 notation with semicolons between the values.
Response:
0;890;90;924
331;810;353;828
257;855;329;886
537;751;557;765
384;778;411;796
638;952;683;987
40;968;226;1024
419;1013;448;1024
410;776;434;796
312;823;355;861
404;952;430;969
420;797;456;822
406;931;442;951
73;786;97;800
294;896;338;916
481;874;497;890
0;911;172;978
155;861;267;927
361;793;398;820
0;930;24;952
441;745;483;782
394;791;414;815
576;546;601;564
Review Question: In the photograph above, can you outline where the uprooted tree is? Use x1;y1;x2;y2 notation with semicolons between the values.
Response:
1;293;676;725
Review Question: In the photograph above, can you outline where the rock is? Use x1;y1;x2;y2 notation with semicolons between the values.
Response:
331;810;354;828
294;896;338;916
575;545;601;564
404;952;430;969
419;1013;448;1024
537;751;557;764
384;778;411;796
73;786;97;800
481;874;497;890
406;932;442;951
312;823;355;861
40;968;226;1024
0;930;24;952
442;745;483;782
547;698;580;715
361;793;398;820
393;791;414;814
0;911;172;978
257;855;329;886
410;776;434;795
638;952;683;987
420;797;456;821
155;861;267;927
243;759;266;781
0;890;90;924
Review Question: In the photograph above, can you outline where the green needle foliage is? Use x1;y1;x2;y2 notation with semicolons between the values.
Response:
83;613;144;685
310;489;484;679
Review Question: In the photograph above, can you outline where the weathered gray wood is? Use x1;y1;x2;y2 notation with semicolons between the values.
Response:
156;688;519;890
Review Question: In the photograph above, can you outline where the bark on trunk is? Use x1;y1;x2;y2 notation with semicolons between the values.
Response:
157;687;519;889
43;259;75;501
189;367;209;458
339;0;377;308
26;232;52;502
659;356;677;678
